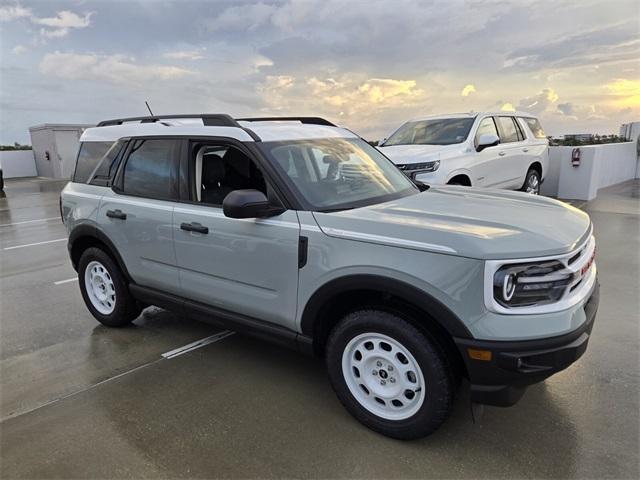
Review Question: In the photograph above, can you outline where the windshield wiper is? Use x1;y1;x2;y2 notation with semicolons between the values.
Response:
414;180;430;192
319;206;356;213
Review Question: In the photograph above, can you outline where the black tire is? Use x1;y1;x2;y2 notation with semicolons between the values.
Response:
78;247;140;327
521;168;541;194
326;309;454;440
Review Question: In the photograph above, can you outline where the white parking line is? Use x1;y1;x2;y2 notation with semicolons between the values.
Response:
54;277;77;285
3;238;66;251
0;217;59;228
161;331;235;359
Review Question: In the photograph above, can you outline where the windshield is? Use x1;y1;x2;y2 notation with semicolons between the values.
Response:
258;137;418;211
383;117;475;146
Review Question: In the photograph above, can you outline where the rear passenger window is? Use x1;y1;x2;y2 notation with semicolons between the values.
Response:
73;142;113;183
496;117;519;143
522;117;546;138
122;139;179;199
89;140;127;185
474;117;499;148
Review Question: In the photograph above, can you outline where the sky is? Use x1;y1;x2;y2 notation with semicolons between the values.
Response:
0;0;639;144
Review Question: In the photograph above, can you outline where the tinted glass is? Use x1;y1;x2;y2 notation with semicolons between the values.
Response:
258;137;417;211
522;117;546;138
496;117;519;143
514;119;526;141
474;117;499;147
194;145;267;205
384;118;474;146
123;139;179;199
89;140;127;184
73;142;113;182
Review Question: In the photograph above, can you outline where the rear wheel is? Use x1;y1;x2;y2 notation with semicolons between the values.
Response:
326;309;454;440
521;168;541;194
78;247;140;327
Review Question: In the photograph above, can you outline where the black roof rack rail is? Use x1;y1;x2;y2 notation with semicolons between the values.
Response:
96;114;240;128
237;116;337;127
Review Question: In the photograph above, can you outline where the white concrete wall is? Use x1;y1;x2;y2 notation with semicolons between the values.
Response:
543;142;638;200
0;150;38;178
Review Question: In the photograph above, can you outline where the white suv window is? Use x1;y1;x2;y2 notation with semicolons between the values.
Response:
521;117;546;138
496;116;520;143
474;117;499;148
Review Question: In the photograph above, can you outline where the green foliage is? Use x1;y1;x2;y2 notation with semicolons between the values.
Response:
0;143;32;151
549;135;627;146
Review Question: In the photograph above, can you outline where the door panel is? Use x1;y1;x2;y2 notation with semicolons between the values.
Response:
470;116;511;187
495;116;527;188
173;205;300;330
97;190;179;293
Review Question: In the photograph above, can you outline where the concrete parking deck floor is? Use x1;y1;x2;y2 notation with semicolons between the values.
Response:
1;177;638;479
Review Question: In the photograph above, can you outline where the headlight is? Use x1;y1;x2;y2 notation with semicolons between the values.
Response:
397;160;440;178
493;260;572;308
484;234;597;314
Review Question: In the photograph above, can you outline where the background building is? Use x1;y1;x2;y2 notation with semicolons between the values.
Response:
28;124;93;179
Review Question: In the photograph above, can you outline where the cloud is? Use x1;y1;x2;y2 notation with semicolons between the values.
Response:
557;102;574;116
461;84;476;97
31;10;93;38
163;50;205;61
605;78;640;107
39;52;193;86
0;4;31;22
206;2;277;32
504;20;639;70
517;88;558;114
11;45;26;55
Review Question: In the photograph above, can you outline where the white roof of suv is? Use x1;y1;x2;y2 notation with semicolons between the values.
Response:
80;114;357;143
409;111;537;122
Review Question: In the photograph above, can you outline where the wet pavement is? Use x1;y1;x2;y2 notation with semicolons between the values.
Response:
1;177;638;479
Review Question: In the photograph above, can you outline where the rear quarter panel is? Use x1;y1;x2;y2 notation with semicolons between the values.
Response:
61;182;106;234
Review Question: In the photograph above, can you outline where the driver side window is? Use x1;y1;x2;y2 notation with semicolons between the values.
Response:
474;117;499;148
192;144;268;206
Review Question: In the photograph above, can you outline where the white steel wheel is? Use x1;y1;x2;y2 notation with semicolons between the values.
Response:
525;172;540;194
341;332;426;421
84;260;116;315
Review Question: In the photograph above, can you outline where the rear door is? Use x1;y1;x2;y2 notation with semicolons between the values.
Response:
97;137;181;293
172;139;300;331
494;116;528;189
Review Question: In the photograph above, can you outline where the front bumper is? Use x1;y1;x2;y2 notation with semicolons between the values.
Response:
454;282;599;406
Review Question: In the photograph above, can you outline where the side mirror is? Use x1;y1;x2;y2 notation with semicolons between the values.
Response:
222;189;284;219
476;133;500;152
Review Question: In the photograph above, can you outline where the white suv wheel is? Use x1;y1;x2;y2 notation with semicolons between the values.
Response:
342;332;426;421
84;260;116;315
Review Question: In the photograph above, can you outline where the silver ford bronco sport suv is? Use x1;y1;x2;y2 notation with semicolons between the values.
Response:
61;114;599;440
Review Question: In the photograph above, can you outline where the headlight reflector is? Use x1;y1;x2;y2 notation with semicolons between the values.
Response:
397;160;440;178
493;260;572;308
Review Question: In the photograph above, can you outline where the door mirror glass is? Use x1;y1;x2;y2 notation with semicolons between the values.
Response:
476;133;500;152
223;189;284;219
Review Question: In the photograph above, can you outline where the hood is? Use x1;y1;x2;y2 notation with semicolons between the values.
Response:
313;186;591;260
378;144;462;164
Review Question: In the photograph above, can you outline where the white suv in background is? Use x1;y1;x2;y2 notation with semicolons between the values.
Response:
378;112;549;194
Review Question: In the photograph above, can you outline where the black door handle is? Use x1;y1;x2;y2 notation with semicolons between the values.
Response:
180;222;209;234
106;209;127;220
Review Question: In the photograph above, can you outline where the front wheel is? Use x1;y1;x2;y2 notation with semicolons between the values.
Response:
326;310;454;440
521;168;541;194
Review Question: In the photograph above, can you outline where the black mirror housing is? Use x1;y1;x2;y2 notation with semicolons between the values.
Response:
223;189;284;219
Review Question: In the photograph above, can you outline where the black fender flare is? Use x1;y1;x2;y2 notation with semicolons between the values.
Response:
299;274;473;340
68;224;132;282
